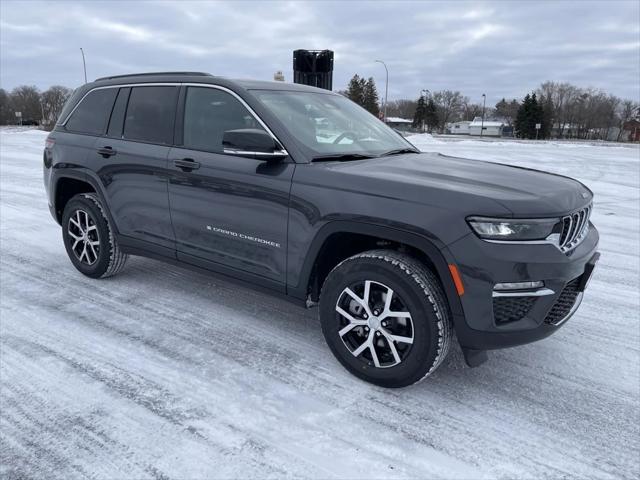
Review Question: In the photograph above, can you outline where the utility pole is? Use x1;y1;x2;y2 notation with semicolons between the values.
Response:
80;48;87;83
481;93;486;137
375;60;388;121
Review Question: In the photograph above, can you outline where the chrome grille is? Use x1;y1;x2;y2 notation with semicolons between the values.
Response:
559;204;592;253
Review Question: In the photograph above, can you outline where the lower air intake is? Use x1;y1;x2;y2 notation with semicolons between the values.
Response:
544;277;581;324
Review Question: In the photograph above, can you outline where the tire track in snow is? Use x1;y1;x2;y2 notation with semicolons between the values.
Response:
2;130;639;479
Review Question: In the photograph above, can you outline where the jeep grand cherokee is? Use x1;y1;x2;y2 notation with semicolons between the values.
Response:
44;72;600;387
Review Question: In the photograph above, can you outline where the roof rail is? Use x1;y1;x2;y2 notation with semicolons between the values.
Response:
95;72;212;81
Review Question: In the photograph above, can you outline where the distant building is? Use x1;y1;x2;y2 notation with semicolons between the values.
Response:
551;123;579;138
623;119;640;142
447;121;471;135
274;71;285;82
469;117;503;136
384;117;413;132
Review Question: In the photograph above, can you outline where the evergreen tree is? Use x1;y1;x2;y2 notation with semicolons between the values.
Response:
362;77;380;116
515;94;530;139
412;94;438;132
412;94;426;129
541;95;553;139
346;74;366;108
424;97;439;132
515;93;545;139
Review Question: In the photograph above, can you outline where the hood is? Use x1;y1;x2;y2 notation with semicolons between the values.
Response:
314;152;592;217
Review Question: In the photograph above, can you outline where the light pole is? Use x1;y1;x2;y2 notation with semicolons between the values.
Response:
480;93;486;137
375;60;388;121
421;89;430;133
80;48;87;83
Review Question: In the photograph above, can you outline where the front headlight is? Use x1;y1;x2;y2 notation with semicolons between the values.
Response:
467;217;561;241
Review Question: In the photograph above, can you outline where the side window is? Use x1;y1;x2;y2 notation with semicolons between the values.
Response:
123;86;178;144
106;87;130;138
183;87;265;153
65;88;117;135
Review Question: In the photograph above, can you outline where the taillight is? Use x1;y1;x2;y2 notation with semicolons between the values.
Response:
44;136;54;168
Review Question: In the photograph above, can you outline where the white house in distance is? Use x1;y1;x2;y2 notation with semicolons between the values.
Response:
469;116;504;136
448;121;471;135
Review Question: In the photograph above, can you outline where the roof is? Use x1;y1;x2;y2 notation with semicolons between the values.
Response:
95;72;211;81
90;72;334;95
232;78;335;93
385;117;412;123
469;118;504;127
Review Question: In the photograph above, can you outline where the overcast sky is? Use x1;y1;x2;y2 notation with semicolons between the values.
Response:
1;0;639;104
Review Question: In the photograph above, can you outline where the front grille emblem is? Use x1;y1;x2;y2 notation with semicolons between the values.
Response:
559;204;592;253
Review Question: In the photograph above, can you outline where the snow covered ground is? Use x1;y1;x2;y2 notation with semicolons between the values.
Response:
1;129;639;479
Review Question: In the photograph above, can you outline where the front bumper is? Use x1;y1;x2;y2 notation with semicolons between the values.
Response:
445;223;599;350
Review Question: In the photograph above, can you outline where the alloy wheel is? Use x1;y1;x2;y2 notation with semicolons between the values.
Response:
335;280;414;368
67;209;100;266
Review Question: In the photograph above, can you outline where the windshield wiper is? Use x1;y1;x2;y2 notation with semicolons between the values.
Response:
378;148;420;157
312;153;376;162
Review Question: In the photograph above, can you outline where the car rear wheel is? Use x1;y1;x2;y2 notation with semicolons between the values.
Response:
319;249;452;388
61;193;128;278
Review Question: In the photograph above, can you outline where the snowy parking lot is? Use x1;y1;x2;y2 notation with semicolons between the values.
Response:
1;129;639;479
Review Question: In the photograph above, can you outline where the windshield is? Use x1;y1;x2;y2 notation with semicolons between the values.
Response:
253;90;414;158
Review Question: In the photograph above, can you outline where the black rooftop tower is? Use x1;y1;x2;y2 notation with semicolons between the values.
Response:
293;50;334;90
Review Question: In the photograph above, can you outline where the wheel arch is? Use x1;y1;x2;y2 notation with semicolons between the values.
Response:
290;221;464;317
53;171;117;232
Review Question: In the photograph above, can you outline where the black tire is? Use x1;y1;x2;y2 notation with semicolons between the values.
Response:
61;193;128;278
319;249;452;388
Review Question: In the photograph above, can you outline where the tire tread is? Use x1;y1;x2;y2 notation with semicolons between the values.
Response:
80;193;128;278
323;249;453;385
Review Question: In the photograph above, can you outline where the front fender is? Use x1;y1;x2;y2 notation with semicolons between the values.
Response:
287;220;464;317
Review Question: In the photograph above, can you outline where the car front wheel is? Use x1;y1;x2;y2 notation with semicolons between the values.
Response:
319;249;452;388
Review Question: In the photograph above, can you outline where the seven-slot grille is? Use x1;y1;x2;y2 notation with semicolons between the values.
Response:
558;204;592;253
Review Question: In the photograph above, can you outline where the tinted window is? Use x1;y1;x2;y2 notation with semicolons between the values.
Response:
183;87;264;153
66;88;117;135
123;86;178;144
254;90;410;157
107;87;130;138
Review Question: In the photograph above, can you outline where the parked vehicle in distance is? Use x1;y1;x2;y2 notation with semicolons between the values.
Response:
44;72;600;387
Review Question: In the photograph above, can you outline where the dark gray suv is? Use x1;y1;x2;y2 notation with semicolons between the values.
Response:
43;72;600;387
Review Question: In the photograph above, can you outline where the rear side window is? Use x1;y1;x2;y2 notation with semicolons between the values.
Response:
65;88;118;135
183;87;265;153
106;87;130;138
123;86;178;144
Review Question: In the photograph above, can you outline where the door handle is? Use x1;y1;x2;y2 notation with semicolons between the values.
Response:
174;158;200;171
97;146;117;158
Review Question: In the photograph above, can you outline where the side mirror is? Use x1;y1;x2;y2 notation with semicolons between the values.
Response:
222;128;287;161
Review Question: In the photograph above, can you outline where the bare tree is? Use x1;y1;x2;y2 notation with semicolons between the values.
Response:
494;98;520;126
41;86;73;126
9;85;41;122
386;99;417;119
431;90;464;132
0;88;12;125
461;98;484;121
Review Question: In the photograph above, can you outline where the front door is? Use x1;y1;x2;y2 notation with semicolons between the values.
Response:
167;86;294;285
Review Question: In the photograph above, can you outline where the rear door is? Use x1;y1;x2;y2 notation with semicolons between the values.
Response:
167;85;294;285
93;85;179;251
58;87;119;192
